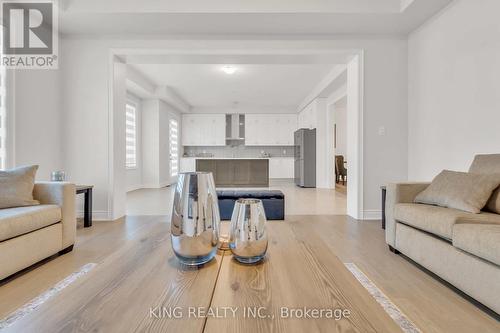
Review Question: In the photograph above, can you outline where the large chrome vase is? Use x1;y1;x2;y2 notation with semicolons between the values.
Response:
229;199;268;264
171;172;220;266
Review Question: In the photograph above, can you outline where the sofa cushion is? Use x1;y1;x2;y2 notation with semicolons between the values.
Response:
394;203;473;240
0;165;40;209
453;223;500;266
414;170;500;213
0;205;61;241
468;154;500;214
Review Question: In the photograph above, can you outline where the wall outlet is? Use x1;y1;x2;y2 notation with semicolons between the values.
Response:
378;126;386;136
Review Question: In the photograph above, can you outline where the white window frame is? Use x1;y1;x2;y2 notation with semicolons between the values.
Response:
125;102;138;169
169;117;179;177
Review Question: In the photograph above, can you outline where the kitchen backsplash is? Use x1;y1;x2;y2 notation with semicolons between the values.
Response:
183;146;295;158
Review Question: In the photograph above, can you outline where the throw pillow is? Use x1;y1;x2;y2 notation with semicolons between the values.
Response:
0;165;40;209
468;154;500;214
485;184;500;214
414;170;500;213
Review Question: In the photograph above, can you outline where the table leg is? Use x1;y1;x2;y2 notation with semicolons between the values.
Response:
84;189;93;227
381;188;387;230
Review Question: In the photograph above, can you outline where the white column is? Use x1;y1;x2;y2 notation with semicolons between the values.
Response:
109;57;127;220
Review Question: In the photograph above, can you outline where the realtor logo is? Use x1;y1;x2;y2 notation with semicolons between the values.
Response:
1;0;58;69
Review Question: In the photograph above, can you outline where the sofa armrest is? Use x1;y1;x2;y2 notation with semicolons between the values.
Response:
385;182;430;247
33;182;76;248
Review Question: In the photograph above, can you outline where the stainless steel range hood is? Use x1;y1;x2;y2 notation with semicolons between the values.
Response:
225;114;245;141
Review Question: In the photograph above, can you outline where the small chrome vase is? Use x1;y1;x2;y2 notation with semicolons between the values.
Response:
171;172;220;266
229;199;268;264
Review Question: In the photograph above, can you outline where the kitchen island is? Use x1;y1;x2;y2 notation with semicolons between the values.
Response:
196;158;269;187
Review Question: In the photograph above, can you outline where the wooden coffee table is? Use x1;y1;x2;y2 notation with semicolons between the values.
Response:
6;219;400;332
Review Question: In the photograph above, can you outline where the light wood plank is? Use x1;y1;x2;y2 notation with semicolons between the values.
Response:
3;219;223;333
205;220;401;333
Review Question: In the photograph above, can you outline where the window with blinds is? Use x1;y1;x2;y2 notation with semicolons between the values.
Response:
169;119;178;177
125;103;137;169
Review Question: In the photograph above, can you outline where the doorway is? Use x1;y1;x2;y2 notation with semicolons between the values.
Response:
111;48;364;220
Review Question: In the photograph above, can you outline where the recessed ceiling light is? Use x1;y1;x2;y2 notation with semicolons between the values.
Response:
221;65;237;75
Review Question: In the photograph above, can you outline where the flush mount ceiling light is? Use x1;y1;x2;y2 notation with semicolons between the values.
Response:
221;65;237;75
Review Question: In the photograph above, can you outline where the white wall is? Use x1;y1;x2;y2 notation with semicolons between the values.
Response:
142;98;180;188
361;42;408;218
297;40;408;217
142;99;161;188
298;101;317;129
126;93;143;192
8;70;62;180
60;39;110;219
408;0;500;180
334;105;347;157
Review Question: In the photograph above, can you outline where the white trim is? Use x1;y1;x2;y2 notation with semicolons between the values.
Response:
76;210;111;221
362;210;382;220
358;51;365;220
345;52;364;220
141;181;172;189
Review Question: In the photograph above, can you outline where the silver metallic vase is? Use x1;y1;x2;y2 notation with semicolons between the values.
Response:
229;199;268;264
171;172;220;266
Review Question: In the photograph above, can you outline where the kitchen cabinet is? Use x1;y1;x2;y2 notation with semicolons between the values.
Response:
181;114;226;146
269;158;294;179
245;114;297;146
196;159;269;187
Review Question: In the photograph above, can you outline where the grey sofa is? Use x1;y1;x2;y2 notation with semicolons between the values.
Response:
386;155;500;314
0;182;76;280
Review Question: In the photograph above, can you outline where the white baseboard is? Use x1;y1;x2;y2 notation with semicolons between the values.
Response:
76;210;110;221
141;182;172;189
362;210;382;220
126;185;143;192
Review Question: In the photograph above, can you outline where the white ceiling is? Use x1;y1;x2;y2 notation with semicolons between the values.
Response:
64;0;409;14
130;64;335;111
60;0;453;35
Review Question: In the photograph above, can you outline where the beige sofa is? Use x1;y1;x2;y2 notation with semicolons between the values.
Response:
0;182;76;280
386;155;500;314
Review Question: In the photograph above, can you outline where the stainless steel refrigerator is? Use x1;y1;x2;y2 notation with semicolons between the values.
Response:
294;128;316;187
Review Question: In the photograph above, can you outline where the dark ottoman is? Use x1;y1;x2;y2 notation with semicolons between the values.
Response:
217;190;285;220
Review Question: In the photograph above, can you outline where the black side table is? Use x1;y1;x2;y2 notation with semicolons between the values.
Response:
76;185;93;227
381;186;386;230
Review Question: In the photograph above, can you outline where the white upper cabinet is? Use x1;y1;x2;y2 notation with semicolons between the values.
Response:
245;114;297;146
181;114;226;146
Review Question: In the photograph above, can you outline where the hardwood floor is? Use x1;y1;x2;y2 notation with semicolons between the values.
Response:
206;220;400;333
1;215;498;332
